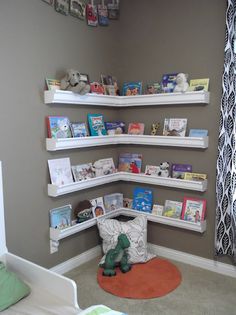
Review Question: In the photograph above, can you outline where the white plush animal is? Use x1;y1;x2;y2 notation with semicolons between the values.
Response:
157;162;170;177
174;73;189;93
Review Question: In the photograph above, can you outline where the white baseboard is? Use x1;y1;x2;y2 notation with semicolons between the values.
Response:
51;245;102;275
51;243;236;278
148;243;236;278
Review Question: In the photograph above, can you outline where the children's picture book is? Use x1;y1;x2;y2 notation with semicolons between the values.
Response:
146;82;162;94
161;73;178;93
118;153;142;173
90;197;106;217
45;78;61;91
152;204;164;216
122;82;142;96
86;3;98;26
46;116;72;139
132;187;153;213
181;197;206;223
145;165;160;176
105;121;125;135
70;122;88;137
55;0;69;15
87;113;107;136
163;200;183;219
104;193;123;212
163;118;188;137
183;172;207;181
70;0;86;20
90;82;105;94
189;129;208;137
107;1;119;19
101;75;119;95
93;158;116;177
171;164;192;179
123;198;133;209
128;123;145;135
98;4;109;26
71;163;95;181
49;204;72;229
48;158;74;186
188;78;209;92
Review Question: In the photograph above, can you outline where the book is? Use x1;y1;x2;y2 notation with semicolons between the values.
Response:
104;193;123;212
55;0;69;15
181;197;206;223
90;197;106;217
122;82;142;96
183;172;207;181
70;0;86;20
105;121;125;135
146;82;162;94
118;153;142;173
87;113;107;136
188;78;209;92
90;82;105;94
107;1;119;19
171;163;192;179
101;75;119;95
98;4;109;26
145;165;160;176
163;200;183;219
71;163;95;181
45;78;61;91
128;123;145;135
123;198;133;208
70;122;88;137
48;158;74;186
132;187;153;213
152;204;164;216
49;204;72;229
189;129;208;137
86;4;98;26
161;73;178;93
93;158;115;177
46;116;72;139
163;118;188;137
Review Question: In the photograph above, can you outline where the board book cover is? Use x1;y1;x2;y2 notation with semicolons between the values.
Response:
152;204;164;216
171;164;192;179
87;113;107;136
122;82;142;96
188;78;209;92
145;165;160;176
46;116;72;139
49;204;72;229
132;187;153;213
98;4;109;26
161;73;178;93
181;197;206;223
71;163;95;182
128;123;145;135
118;153;142;173
123;198;133;208
163;118;187;137
189;129;208;137
93;158;115;177
105;121;125;135
86;4;98;26
48;157;74;186
70;0;86;20
184;172;207;181
45;78;61;91
163;200;183;219
70;122;88;137
104;193;123;212
90;197;106;217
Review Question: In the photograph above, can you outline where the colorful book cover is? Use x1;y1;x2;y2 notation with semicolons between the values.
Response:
171;164;192;179
128;123;145;135
123;198;133;208
104;193;123;212
107;1;119;19
98;4;109;26
86;4;98;26
48;158;74;186
189;129;208;137
93;158;115;177
145;165;160;176
163;200;183;219
45;78;61;91
46;116;72;139
146;82;162;94
184;172;207;181
118;153;142;173
181;197;206;223
105;121;125;135
132;187;153;213
90;82;105;94
70;122;88;137
122;82;142;96
161;73;178;93
49;204;72;229
163;118;187;137
55;0;69;15
87;113;107;136
71;163;95;181
152;204;164;216
188;79;209;92
70;0;86;20
90;197;106;217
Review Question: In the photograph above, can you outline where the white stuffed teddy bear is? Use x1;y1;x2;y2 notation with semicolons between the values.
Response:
174;73;189;93
60;69;90;95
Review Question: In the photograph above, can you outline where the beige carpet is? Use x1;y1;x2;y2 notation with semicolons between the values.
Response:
65;257;236;315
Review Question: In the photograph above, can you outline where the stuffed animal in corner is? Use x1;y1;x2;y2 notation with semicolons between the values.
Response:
60;69;90;95
174;73;189;93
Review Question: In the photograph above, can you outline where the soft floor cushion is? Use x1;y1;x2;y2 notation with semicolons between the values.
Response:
97;215;155;264
0;261;31;311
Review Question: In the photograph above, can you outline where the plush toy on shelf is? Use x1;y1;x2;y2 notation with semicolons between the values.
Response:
173;73;189;93
157;161;170;177
60;69;90;95
151;122;160;136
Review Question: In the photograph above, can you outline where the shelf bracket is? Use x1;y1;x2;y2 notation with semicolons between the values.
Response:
50;239;59;254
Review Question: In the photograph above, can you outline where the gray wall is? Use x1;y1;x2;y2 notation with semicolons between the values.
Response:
0;0;229;267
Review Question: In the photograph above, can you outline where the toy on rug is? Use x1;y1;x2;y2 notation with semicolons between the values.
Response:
151;122;160;136
60;69;90;95
173;73;189;93
102;233;132;277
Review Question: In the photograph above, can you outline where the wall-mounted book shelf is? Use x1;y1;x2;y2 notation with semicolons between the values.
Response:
46;135;209;151
48;172;207;197
44;90;210;107
50;207;206;253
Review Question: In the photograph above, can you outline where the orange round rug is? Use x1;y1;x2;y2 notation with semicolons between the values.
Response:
97;258;181;299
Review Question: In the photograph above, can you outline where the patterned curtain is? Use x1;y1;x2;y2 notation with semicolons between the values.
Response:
215;0;236;262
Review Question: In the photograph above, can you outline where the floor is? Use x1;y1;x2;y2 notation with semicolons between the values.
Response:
65;256;236;315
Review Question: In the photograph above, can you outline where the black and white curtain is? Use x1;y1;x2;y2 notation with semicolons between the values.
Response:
215;0;236;262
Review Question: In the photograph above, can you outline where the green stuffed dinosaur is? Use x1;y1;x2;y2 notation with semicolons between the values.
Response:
102;233;132;277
